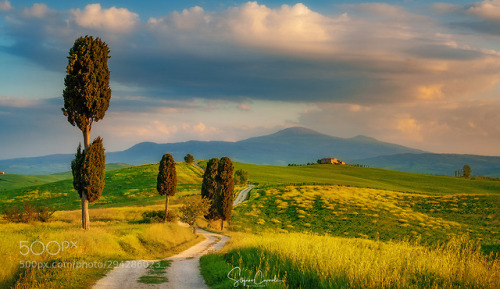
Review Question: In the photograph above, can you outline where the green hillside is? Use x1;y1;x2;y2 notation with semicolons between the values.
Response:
233;162;500;195
0;174;71;191
231;185;499;250
0;163;130;191
0;163;202;211
2;161;498;250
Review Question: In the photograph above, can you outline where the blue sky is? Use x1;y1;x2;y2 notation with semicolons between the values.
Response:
1;0;500;159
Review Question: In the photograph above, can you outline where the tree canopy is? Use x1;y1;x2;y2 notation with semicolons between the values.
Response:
201;158;219;219
62;35;111;148
71;137;106;203
157;154;177;214
215;156;234;230
184;154;194;164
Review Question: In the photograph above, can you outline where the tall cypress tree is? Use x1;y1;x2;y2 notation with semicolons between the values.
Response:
201;158;219;219
62;36;111;150
157;154;177;216
71;137;105;229
63;35;110;230
215;157;234;230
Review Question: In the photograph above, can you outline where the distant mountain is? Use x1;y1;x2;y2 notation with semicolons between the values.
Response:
1;127;499;176
232;127;424;165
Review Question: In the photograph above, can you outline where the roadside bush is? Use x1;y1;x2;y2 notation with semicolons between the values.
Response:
141;210;177;223
2;203;55;223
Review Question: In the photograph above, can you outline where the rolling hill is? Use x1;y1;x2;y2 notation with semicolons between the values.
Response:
1;127;499;176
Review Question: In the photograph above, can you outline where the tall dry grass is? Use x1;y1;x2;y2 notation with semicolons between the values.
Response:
0;205;201;288
221;232;499;288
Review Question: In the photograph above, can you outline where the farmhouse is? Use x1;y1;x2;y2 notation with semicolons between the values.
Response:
320;158;346;165
0;171;4;175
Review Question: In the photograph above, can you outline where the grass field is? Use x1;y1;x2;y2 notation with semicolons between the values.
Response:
0;163;202;211
0;204;202;288
2;161;499;288
201;232;499;289
232;163;500;195
0;164;130;191
200;163;499;288
231;185;499;251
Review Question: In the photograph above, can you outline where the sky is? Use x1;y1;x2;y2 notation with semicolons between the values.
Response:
1;0;500;159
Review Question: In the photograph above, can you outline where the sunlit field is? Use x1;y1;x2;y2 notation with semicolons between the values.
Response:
0;205;202;288
231;185;499;249
0;163;203;211
202;232;499;289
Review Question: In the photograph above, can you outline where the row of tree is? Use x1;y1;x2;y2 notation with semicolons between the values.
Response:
200;158;234;230
62;36;241;231
455;165;471;178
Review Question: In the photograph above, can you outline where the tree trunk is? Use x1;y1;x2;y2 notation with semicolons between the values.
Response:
81;192;90;230
193;226;197;234
165;195;170;217
81;126;90;230
83;126;90;151
220;219;224;230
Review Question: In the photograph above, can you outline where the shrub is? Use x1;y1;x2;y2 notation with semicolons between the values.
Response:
2;203;55;223
141;210;177;223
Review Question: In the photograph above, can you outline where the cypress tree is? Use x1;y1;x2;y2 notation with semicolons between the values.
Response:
157;154;177;216
62;35;111;150
184;154;194;164
463;165;471;178
71;137;105;229
201;158;219;219
63;35;111;230
215;157;234;230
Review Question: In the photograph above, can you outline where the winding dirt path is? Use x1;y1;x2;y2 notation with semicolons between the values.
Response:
92;228;228;289
233;184;255;206
92;185;253;289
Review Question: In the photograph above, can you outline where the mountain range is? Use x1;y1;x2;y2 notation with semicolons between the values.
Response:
1;127;499;176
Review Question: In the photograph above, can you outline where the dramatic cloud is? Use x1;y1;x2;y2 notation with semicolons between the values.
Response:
297;97;500;156
1;1;499;158
3;1;499;104
70;4;139;33
467;0;500;23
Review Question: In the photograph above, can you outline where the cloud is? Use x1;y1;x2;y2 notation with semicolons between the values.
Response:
70;4;139;33
297;97;500;156
1;1;500;158
22;3;50;18
467;0;500;23
2;2;499;105
0;0;11;11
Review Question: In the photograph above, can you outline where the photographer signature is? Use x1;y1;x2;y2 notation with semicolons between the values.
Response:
227;266;285;287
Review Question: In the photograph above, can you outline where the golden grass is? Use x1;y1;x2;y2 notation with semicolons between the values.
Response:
223;232;500;288
0;205;202;288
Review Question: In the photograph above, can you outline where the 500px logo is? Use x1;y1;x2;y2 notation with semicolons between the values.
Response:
20;240;78;256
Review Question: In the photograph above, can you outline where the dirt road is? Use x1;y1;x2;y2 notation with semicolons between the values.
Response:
92;228;228;289
233;184;255;206
93;185;253;288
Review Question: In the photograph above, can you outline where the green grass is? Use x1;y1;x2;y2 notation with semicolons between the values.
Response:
138;260;171;284
233;163;500;195
0;174;71;191
231;185;499;251
0;163;203;211
0;163;130;191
